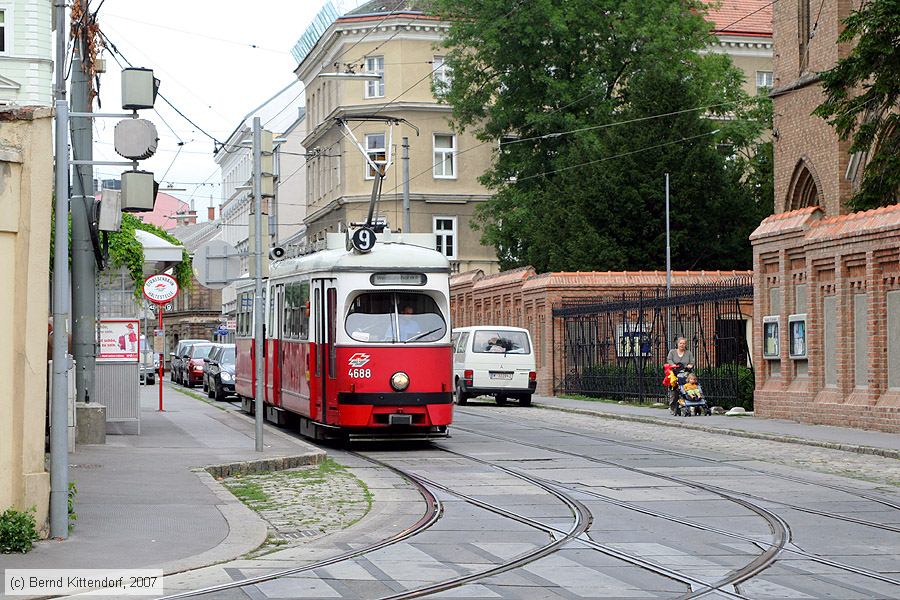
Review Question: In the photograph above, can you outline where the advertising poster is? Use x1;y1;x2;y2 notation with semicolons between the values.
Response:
98;319;140;362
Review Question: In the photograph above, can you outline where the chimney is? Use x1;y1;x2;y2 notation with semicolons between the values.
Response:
208;206;216;221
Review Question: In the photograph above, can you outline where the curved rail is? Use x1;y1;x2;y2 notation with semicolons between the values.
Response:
156;455;443;600
451;422;900;590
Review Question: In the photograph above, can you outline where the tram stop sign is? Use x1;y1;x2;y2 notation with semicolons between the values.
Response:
194;239;242;289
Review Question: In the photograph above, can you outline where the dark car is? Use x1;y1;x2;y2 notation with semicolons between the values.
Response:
204;344;236;401
171;338;208;383
181;343;215;387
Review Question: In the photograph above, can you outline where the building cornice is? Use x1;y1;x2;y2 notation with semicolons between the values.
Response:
294;17;450;83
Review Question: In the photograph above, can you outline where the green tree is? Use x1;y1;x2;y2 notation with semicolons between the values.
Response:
432;0;772;272
814;0;900;211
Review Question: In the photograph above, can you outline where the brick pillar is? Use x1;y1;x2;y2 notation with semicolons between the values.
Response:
835;254;853;399
868;258;886;399
806;264;822;393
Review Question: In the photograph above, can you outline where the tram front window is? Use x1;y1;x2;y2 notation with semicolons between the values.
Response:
346;292;446;343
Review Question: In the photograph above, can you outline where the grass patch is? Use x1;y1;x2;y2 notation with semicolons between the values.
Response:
226;480;269;505
169;383;229;411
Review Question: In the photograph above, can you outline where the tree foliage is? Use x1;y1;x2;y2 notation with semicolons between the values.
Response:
814;0;900;211
431;0;773;272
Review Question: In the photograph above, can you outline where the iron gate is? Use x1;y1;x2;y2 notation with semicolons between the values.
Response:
553;279;754;406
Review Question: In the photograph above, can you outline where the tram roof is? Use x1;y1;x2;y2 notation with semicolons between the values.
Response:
268;232;450;279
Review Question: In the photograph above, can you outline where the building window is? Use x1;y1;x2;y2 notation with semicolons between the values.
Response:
364;133;386;179
433;134;456;179
433;216;457;260
0;9;6;53
756;71;773;93
433;55;452;95
365;55;384;98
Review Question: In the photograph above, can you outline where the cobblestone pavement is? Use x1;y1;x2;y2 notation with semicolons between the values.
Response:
221;459;372;551
457;403;900;487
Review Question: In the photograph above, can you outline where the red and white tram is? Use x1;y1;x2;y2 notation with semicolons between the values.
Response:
233;232;453;440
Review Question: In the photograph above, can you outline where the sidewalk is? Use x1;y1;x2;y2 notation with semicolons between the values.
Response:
533;395;900;459
0;382;324;575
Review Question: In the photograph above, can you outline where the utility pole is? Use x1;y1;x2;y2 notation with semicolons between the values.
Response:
70;0;97;406
50;0;70;540
402;137;410;233
252;117;265;452
665;173;672;346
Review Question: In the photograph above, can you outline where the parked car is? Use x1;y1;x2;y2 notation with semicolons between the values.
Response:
139;335;158;385
204;344;236;401
170;338;208;384
181;343;215;388
451;326;537;406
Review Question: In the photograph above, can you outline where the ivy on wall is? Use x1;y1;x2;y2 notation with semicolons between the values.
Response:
107;214;192;297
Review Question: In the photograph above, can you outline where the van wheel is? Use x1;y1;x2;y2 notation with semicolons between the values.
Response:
455;383;468;406
207;383;215;399
519;394;532;407
496;395;508;406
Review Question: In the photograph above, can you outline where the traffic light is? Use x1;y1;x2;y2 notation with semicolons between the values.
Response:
260;129;275;198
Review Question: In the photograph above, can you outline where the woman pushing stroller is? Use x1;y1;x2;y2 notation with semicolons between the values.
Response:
663;337;710;416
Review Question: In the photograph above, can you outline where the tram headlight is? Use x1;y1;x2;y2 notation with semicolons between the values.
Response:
390;371;410;391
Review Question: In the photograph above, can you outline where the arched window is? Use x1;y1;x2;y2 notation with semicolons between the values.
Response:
787;159;821;210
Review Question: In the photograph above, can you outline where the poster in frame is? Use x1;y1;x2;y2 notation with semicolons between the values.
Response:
788;313;807;359
763;315;780;359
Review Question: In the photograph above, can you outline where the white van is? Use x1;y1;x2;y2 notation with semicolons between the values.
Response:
451;326;536;406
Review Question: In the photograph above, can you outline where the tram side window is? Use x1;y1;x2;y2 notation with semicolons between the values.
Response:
237;292;252;337
283;281;310;340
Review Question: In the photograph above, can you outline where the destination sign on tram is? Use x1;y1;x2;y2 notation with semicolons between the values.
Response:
371;273;427;286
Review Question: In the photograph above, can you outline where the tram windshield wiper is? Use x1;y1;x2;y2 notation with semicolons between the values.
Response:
406;328;442;343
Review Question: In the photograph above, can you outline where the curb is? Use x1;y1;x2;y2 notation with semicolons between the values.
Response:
533;401;900;460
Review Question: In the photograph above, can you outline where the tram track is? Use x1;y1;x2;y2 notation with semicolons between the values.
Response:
431;446;776;600
448;422;900;589
156;455;444;600
457;406;900;518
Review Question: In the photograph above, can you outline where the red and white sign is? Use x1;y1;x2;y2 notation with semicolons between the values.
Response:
143;274;179;305
98;319;140;362
348;353;370;368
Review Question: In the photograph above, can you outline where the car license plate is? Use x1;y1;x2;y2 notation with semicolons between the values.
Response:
490;372;513;380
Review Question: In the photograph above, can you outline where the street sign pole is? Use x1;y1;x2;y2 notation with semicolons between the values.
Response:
158;307;163;411
143;274;179;412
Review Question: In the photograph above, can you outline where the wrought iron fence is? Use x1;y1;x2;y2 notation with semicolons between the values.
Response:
553;279;754;407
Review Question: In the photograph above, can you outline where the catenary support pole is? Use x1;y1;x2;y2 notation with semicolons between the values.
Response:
70;1;97;407
402;137;410;233
665;173;672;345
50;0;70;540
252;117;265;452
50;100;70;539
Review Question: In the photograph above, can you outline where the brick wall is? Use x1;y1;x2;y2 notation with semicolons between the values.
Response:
751;206;900;433
450;269;751;396
771;0;860;216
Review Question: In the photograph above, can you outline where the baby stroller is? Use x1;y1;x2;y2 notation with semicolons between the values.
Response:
663;363;710;417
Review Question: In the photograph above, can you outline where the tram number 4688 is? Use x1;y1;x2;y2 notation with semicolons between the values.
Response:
349;368;372;379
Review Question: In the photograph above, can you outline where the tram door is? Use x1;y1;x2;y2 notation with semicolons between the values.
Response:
313;279;338;424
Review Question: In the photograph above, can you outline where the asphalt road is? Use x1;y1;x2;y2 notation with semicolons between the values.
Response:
164;399;900;600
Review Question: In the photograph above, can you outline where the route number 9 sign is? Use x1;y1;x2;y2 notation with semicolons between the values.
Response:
350;227;376;253
143;274;179;305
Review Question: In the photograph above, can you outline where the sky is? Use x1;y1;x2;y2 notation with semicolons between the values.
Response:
75;0;366;219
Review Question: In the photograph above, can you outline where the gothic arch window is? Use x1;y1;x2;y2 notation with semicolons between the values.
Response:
787;159;821;210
